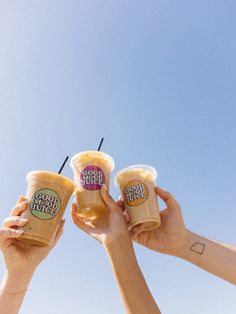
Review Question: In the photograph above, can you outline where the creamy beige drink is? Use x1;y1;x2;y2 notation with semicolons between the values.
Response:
70;151;115;219
115;165;161;231
18;171;74;246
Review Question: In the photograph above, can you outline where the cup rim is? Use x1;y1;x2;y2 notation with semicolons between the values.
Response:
26;170;75;188
70;151;115;171
114;164;158;186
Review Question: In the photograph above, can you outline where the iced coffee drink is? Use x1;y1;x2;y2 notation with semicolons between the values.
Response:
18;171;74;246
70;151;115;219
115;165;161;231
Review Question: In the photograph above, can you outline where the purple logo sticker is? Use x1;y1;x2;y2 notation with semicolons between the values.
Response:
80;166;105;190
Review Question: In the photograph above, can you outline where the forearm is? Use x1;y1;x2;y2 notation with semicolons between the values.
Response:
178;230;236;285
105;238;161;314
0;270;34;314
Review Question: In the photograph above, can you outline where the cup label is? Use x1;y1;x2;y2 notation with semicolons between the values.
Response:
124;180;149;206
30;189;61;220
80;166;105;190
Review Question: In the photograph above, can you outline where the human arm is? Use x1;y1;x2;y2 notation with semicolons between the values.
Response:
131;187;236;285
0;196;65;314
105;239;160;314
178;230;236;285
0;269;34;314
71;185;161;314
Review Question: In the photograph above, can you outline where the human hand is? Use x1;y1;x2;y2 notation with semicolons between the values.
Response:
0;196;65;274
71;185;131;248
125;187;189;257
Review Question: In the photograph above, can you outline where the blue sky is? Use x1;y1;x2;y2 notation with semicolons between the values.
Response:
0;1;235;313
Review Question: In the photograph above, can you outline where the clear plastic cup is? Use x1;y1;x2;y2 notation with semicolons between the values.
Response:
115;164;161;231
18;171;75;246
70;151;115;219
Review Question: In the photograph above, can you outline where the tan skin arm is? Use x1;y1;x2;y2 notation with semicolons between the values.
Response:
105;238;160;314
178;231;236;285
129;187;236;285
0;196;65;314
71;185;161;314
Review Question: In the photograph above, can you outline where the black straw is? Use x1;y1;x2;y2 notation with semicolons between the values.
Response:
58;156;69;174
97;138;104;151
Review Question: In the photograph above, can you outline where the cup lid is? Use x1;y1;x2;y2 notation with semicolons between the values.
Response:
70;151;115;171
114;164;158;186
26;170;75;190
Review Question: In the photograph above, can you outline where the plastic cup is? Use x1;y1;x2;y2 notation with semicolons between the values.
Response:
115;165;161;231
70;151;115;219
18;171;75;246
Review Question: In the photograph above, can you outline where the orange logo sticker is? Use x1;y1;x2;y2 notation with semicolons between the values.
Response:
124;180;149;206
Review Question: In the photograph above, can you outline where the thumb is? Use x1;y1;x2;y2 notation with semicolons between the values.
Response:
130;224;144;240
117;200;130;224
101;185;117;213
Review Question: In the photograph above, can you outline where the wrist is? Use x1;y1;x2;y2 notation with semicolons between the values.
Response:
6;268;35;280
1;269;35;294
175;229;193;259
104;236;139;280
104;235;134;257
6;261;38;275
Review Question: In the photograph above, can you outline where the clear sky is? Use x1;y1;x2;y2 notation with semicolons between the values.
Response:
0;1;235;313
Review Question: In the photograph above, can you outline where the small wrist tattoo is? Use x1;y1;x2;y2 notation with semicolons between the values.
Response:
190;242;205;255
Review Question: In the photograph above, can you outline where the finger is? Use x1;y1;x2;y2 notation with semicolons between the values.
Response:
116;200;124;210
51;219;65;247
10;201;28;217
70;203;95;234
0;228;24;238
3;216;28;228
101;185;117;213
123;211;130;224
0;238;15;248
159;208;169;218
119;195;124;202
155;187;180;210
116;199;130;223
130;224;144;240
16;195;26;204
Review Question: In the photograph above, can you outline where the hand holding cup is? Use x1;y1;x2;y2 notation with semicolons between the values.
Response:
0;196;65;274
126;187;188;256
71;185;131;248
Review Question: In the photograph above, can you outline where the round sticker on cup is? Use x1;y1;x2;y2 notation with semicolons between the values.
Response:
80;166;105;190
124;180;149;206
30;189;61;220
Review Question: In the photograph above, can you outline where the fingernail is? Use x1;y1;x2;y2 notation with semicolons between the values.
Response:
19;218;28;223
16;229;24;234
